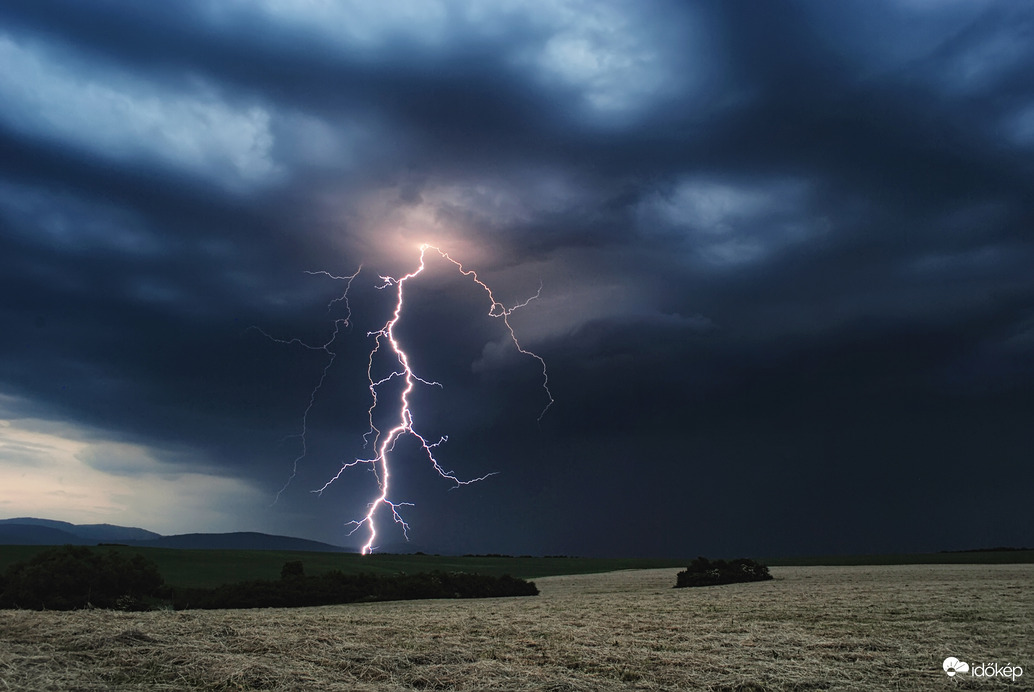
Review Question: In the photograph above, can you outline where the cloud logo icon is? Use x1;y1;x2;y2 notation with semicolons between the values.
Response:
943;657;970;677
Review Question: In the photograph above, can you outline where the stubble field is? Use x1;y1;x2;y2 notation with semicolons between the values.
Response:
1;564;1030;691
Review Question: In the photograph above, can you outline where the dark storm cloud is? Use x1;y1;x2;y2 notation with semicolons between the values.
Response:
0;0;1031;554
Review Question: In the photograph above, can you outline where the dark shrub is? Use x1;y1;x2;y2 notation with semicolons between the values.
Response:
0;545;164;610
158;570;538;610
675;557;773;588
281;560;305;580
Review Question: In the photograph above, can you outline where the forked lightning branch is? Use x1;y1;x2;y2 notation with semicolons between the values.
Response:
261;244;552;554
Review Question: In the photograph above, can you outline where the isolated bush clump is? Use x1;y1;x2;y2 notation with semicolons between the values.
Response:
159;565;538;610
675;557;773;588
280;560;305;580
0;545;164;610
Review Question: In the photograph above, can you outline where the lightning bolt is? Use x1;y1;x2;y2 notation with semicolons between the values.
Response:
250;268;361;505
268;244;552;554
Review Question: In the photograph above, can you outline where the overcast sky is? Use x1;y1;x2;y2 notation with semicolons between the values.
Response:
1;0;1032;557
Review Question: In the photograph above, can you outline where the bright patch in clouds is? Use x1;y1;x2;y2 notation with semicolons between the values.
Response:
0;398;264;533
1005;103;1034;147
234;0;451;48
219;0;689;119
0;34;279;189
530;0;686;116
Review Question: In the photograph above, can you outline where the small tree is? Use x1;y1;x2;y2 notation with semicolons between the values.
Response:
280;560;305;580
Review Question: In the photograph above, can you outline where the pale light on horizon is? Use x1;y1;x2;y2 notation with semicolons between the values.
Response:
0;400;266;534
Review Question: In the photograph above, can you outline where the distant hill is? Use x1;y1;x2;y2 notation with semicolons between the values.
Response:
0;517;160;543
0;518;347;552
0;524;91;546
141;532;348;552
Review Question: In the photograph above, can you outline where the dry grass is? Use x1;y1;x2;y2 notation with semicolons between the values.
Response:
1;564;1030;691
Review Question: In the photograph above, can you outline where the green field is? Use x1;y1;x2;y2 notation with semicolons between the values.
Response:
0;546;692;588
1;545;1031;589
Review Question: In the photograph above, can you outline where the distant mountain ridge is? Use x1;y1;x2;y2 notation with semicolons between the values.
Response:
0;517;161;542
0;517;348;552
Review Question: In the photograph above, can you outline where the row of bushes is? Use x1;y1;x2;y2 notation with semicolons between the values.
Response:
163;569;538;610
0;545;163;610
1;546;773;610
0;546;538;611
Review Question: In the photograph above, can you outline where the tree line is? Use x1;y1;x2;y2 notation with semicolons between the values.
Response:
0;545;538;611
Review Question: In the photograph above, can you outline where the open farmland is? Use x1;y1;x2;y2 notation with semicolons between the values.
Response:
1;564;1030;691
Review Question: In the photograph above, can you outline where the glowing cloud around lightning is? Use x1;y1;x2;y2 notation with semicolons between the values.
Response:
269;244;552;554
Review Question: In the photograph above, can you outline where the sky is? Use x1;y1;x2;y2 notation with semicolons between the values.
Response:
1;0;1032;558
